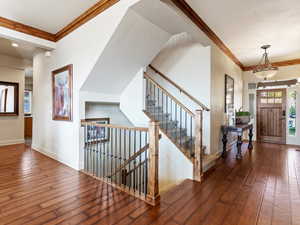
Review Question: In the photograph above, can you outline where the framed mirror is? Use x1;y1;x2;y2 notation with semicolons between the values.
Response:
0;81;19;116
225;74;234;114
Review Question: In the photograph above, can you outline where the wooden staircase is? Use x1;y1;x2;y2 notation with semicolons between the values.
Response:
144;65;213;182
80;66;214;206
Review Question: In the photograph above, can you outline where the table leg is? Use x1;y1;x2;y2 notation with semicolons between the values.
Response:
248;127;253;150
236;135;243;159
222;132;228;158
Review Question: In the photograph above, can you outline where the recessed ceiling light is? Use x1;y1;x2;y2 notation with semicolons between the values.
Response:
11;43;19;48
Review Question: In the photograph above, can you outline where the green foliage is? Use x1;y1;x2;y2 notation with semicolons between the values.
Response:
289;91;296;100
236;111;251;117
289;127;296;136
289;105;296;116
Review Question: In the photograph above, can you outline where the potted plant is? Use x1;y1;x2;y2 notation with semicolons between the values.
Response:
236;109;251;125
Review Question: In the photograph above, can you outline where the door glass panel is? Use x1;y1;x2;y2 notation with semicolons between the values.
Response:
260;92;267;97
288;91;296;136
267;98;275;104
261;98;268;104
268;92;275;97
275;91;282;98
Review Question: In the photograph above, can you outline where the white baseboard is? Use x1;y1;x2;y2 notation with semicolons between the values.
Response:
32;145;79;171
0;139;25;146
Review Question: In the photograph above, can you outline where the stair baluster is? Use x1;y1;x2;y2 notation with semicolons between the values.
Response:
81;120;160;205
144;67;209;183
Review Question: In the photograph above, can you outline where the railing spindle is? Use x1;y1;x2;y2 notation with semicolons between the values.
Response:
81;115;158;205
143;70;208;188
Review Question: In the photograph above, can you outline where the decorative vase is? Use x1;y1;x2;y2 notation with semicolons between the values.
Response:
236;115;250;125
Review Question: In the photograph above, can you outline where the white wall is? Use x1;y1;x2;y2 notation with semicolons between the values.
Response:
147;32;244;158
32;0;171;170
81;9;171;94
30;0;245;188
120;69;193;193
85;102;133;126
150;33;211;153
135;2;245;155
32;1;140;170
0;66;25;146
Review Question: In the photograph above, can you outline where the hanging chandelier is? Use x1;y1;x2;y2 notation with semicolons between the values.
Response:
253;45;278;80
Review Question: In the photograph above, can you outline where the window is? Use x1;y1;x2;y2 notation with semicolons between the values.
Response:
248;83;257;90
249;93;255;118
288;91;296;136
24;90;32;115
259;91;283;105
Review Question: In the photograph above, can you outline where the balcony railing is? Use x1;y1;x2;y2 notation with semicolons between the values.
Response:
81;120;160;205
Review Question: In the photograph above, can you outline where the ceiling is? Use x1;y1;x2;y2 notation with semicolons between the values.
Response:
0;0;98;34
0;38;36;60
0;0;300;66
186;0;300;66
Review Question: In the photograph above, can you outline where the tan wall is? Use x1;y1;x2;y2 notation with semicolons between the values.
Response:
211;45;244;154
0;66;25;146
0;54;32;71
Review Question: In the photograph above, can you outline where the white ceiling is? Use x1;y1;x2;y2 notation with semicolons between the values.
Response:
0;0;300;65
0;37;36;60
186;0;300;65
0;0;98;34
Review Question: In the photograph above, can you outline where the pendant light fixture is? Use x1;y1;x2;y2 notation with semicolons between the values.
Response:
253;45;278;80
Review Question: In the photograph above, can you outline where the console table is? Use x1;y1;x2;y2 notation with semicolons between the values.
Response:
221;124;253;159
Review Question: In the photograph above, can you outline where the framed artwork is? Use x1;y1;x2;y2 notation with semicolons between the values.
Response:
24;90;32;115
52;65;73;121
84;118;110;143
225;74;234;114
0;81;19;116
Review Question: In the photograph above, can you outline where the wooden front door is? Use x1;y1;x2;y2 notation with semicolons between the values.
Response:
257;89;286;144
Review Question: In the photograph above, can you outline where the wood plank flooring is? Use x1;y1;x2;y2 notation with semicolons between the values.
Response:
0;142;299;225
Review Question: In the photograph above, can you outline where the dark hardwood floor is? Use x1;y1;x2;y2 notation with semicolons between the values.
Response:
0;142;299;225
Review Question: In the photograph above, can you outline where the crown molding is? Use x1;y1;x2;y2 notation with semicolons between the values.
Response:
1;0;300;72
243;58;300;71
55;0;119;41
170;0;244;70
0;0;119;42
0;17;56;41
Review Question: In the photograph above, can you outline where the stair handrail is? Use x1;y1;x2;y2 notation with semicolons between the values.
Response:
144;72;195;117
149;65;210;112
81;121;148;132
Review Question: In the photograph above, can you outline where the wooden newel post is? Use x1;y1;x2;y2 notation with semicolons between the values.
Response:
193;110;203;182
147;120;160;206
